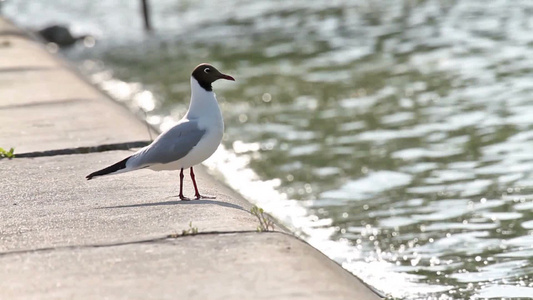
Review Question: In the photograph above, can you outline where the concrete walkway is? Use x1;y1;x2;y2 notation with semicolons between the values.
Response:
0;18;381;300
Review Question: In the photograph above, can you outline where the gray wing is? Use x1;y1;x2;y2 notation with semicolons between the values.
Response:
129;120;206;167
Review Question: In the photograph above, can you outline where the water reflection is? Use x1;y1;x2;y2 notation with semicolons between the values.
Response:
5;0;533;298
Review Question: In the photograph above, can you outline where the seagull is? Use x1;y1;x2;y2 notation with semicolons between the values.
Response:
38;25;91;47
86;63;235;200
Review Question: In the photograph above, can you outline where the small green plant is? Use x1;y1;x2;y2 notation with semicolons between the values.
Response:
0;40;12;48
250;205;275;232
167;222;199;238
0;147;15;159
181;221;199;236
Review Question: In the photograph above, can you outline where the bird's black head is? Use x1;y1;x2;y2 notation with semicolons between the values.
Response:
191;63;235;91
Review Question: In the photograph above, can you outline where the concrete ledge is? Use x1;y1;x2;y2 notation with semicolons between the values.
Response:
0;151;258;252
0;232;379;300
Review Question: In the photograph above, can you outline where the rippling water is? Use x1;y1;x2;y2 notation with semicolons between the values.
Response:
5;0;533;298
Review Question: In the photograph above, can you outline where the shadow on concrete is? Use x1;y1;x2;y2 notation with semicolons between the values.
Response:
0;66;56;73
0;98;90;110
99;199;246;212
0;30;27;37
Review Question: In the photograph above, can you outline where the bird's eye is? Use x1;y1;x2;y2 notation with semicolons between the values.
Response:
204;68;211;73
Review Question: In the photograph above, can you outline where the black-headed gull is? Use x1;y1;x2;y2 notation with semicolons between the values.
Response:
86;63;235;200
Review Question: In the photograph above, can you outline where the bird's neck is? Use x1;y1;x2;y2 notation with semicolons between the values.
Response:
186;77;221;119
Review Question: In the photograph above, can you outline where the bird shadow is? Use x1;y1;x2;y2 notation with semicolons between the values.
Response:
99;198;246;212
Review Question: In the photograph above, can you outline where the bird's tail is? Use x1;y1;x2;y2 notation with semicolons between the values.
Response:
86;156;131;180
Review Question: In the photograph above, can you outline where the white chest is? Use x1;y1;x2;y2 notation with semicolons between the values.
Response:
152;78;224;170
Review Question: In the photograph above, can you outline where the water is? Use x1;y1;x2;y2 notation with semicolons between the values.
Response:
4;0;533;298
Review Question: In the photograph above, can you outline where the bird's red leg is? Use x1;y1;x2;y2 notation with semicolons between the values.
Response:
179;168;190;201
190;167;215;200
